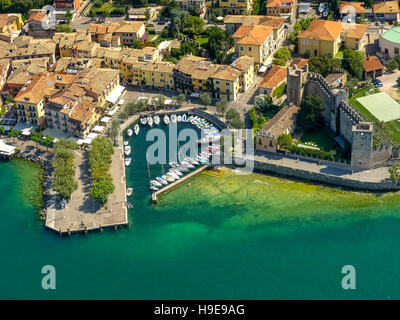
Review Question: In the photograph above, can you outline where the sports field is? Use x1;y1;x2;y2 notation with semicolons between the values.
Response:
356;92;400;122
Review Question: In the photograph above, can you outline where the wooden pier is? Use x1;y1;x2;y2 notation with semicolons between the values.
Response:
152;164;211;203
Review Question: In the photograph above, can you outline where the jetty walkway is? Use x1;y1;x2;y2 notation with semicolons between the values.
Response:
152;165;210;203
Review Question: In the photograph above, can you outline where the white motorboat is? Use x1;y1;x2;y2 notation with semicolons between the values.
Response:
171;114;177;123
161;175;170;182
147;116;153;127
177;165;189;172
150;185;159;191
169;161;179;168
140;117;147;125
182;114;187;122
164;174;175;182
127;129;133;137
171;168;183;176
177;115;182;122
125;157;131;167
186;157;199;166
123;141;129;146
164;115;170;124
134;124;139;135
181;160;194;169
124;146;131;156
150;180;162;187
167;171;180;180
156;176;168;185
154;115;160;125
126;188;133;196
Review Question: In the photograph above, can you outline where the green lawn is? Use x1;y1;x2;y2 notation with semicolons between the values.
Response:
301;128;337;152
383;120;400;144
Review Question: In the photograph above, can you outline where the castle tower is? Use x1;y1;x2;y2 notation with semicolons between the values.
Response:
351;122;374;169
286;64;307;106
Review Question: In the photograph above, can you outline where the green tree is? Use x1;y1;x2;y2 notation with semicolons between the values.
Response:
89;176;115;204
7;129;20;143
226;108;243;128
342;49;364;80
65;8;73;25
389;162;400;183
297;94;324;132
0;125;4;134
254;94;273;113
199;92;211;109
309;55;342;77
109;120;119;145
156;95;165;109
145;7;151;21
273;47;291;66
277;133;293;149
216;99;229;116
386;59;399;72
183;15;205;35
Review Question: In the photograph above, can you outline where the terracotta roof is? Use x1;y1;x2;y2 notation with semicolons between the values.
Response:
266;0;294;7
298;19;342;41
259;65;287;89
290;58;309;69
363;56;383;72
373;1;399;14
339;2;365;14
211;65;241;82
342;23;368;39
26;12;47;23
69;100;96;124
14;73;56;104
115;21;144;33
231;55;254;72
233;25;273;45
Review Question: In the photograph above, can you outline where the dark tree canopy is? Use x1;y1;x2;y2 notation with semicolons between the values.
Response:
297;94;325;132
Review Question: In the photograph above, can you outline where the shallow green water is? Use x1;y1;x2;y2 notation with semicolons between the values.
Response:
2;123;400;299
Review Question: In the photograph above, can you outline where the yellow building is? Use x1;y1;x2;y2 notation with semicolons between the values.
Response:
211;65;241;101
219;0;252;15
233;25;275;66
298;19;368;57
14;73;59;127
231;55;255;92
141;61;175;90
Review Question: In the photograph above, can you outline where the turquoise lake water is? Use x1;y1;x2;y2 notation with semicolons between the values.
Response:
2;122;400;299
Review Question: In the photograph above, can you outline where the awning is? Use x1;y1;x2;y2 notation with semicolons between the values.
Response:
87;132;99;140
93;125;105;133
101;116;111;123
0;139;15;156
107;105;119;116
82;138;92;145
106;85;125;104
118;99;124;105
190;93;200;98
258;65;268;73
164;99;173;105
21;128;33;136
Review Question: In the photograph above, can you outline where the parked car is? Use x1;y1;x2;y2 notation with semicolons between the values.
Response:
372;78;383;87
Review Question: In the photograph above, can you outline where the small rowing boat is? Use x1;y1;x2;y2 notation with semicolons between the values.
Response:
154;115;160;125
134;124;139;135
140;117;147;125
124;145;131;156
125;157;131;167
164;115;170;124
126;188;133;196
147;116;153;127
127;129;133;137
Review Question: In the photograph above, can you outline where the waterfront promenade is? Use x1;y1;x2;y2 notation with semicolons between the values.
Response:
233;150;399;191
45;146;128;235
